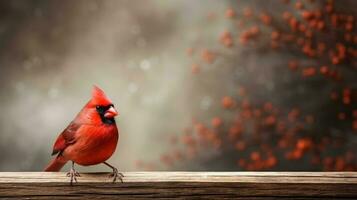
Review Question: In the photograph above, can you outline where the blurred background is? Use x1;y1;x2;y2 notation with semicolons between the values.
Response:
0;0;356;172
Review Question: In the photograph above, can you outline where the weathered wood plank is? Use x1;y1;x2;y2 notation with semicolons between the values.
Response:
0;172;357;199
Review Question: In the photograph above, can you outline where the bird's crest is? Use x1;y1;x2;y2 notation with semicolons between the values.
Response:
91;85;113;106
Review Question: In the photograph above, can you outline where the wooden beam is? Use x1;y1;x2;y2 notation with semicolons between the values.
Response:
1;172;357;199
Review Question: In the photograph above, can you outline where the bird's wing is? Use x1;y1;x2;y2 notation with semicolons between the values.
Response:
51;121;81;156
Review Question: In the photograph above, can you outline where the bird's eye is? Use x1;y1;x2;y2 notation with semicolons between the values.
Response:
96;106;100;109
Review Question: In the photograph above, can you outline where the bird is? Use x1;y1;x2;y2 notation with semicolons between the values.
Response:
44;86;123;184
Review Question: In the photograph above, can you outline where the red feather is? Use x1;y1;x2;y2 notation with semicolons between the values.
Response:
52;122;80;155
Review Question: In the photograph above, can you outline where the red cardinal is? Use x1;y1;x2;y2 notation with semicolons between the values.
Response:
44;86;123;184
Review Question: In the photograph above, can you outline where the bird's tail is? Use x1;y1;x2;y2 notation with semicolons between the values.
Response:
44;156;68;172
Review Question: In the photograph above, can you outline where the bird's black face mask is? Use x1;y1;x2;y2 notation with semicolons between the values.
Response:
96;104;116;124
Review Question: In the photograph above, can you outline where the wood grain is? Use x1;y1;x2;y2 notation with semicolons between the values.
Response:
1;172;357;199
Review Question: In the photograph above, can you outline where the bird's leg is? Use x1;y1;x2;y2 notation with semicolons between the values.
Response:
103;162;124;183
66;161;80;185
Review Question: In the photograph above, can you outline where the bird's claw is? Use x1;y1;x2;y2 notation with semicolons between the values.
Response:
67;168;80;185
109;167;124;183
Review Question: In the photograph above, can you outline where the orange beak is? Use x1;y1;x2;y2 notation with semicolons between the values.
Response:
104;106;118;118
